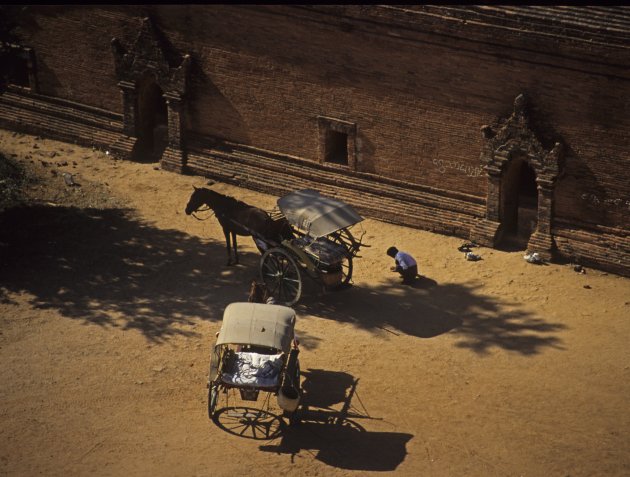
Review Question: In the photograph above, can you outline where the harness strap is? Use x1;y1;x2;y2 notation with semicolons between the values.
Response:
191;208;216;221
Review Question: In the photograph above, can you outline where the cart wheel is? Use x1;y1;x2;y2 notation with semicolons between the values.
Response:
259;248;302;306
339;255;353;287
329;235;354;289
209;347;220;382
208;383;219;418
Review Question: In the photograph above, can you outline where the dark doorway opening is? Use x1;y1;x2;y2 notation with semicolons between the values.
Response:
325;130;348;165
499;157;538;250
133;73;168;162
7;56;29;87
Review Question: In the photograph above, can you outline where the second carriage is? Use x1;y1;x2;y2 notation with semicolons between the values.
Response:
255;189;368;306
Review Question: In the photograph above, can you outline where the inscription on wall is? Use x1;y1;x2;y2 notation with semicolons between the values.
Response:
432;157;484;177
581;193;630;211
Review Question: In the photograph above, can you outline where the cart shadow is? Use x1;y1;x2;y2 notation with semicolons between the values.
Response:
0;204;264;342
298;276;566;356
258;369;412;471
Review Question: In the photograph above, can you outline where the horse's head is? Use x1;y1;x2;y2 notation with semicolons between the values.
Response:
247;280;269;303
185;185;226;215
185;186;206;215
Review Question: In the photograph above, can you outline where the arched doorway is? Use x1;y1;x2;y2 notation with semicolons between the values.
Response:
499;156;538;249
134;73;168;162
471;94;564;260
111;17;191;172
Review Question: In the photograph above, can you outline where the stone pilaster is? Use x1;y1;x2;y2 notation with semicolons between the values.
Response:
160;92;187;173
527;184;555;260
119;80;137;137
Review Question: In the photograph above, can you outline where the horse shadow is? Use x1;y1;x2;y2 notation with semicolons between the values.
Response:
258;369;413;471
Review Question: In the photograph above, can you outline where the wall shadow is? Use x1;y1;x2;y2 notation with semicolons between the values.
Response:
259;369;412;472
297;276;565;356
0;204;262;342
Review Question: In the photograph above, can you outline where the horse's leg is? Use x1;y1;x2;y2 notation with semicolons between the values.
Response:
223;228;232;266
233;232;239;265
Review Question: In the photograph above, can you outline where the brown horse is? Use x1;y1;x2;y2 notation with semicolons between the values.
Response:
247;280;269;303
185;186;292;265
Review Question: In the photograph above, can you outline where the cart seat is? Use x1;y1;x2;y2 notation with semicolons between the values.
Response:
221;351;284;388
293;236;347;265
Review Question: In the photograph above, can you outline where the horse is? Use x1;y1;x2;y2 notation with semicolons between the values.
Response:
247;280;269;303
185;186;293;265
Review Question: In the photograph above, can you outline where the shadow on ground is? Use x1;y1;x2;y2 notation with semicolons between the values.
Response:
258;369;412;471
0;205;259;342
0;204;566;354
298;273;566;356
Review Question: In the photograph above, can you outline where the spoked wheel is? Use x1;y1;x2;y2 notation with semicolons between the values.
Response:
336;255;353;289
214;406;284;440
329;234;354;290
259;248;302;306
208;383;219;418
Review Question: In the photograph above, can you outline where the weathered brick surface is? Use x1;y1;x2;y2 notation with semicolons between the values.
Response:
1;5;628;275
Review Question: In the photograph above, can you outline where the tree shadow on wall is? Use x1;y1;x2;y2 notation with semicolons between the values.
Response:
297;275;566;356
185;54;250;145
527;99;617;229
0;204;262;342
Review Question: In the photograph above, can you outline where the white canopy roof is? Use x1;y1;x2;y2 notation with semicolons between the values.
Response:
216;302;296;352
277;189;364;238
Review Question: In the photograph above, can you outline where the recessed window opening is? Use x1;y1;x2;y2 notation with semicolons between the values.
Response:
7;54;29;87
326;130;348;165
4;44;35;90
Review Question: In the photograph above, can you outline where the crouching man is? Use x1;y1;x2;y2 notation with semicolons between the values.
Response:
386;246;418;285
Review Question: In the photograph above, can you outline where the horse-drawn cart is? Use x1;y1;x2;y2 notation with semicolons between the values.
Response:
208;302;301;426
185;186;368;306
259;189;368;306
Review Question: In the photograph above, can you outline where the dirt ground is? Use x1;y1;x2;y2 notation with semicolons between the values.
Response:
0;128;629;477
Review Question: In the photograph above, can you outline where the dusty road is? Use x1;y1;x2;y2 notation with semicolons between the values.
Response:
1;129;629;476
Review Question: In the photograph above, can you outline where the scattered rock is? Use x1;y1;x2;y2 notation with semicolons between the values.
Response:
33;144;39;149
56;161;68;167
573;265;585;274
465;252;481;261
524;252;543;264
62;172;79;187
49;152;57;158
583;285;592;289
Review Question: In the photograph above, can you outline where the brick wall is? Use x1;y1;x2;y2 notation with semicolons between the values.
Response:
156;6;629;229
2;5;628;274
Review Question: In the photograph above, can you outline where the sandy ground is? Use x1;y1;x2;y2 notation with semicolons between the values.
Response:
0;129;629;477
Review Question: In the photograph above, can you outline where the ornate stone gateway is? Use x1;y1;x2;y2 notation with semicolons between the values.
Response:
110;17;190;172
471;94;564;260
